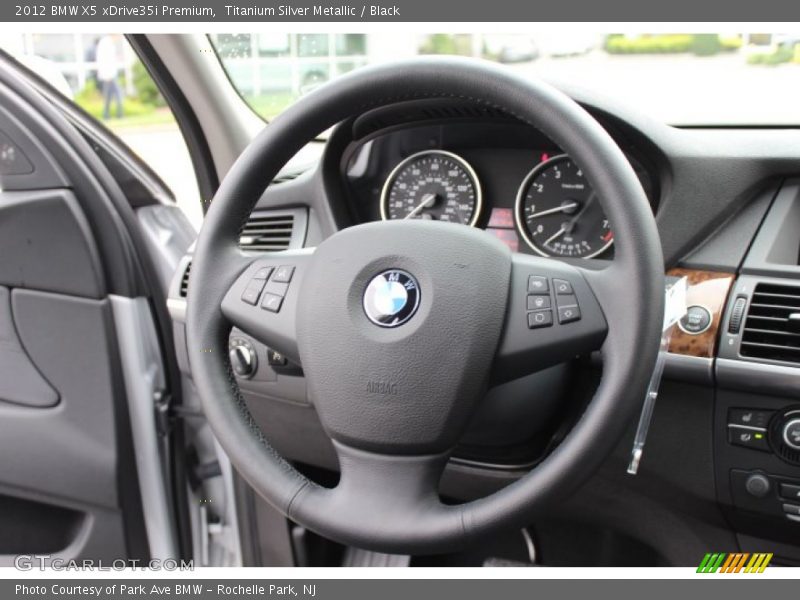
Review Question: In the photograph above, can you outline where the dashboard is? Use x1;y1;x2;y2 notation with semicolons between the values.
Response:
167;91;800;564
341;120;657;259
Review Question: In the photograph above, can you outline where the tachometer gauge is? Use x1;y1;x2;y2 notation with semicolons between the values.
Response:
515;154;613;258
380;150;482;226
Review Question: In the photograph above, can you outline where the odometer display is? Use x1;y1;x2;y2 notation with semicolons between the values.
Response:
515;155;613;258
380;150;482;226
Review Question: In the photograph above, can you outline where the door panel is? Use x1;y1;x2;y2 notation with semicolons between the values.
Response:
0;289;132;563
0;190;106;298
4;289;120;507
0;57;152;563
0;287;59;408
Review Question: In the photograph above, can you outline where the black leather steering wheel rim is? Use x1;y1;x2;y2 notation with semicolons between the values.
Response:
186;57;664;554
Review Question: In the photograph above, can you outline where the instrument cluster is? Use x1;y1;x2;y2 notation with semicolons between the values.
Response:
344;120;656;259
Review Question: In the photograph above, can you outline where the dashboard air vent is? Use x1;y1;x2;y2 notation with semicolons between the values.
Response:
741;282;800;364
239;212;295;252
179;262;191;298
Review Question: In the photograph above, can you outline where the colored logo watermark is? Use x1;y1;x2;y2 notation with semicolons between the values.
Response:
697;552;772;573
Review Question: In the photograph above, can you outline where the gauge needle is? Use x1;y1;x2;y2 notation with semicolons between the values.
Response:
543;226;566;248
527;202;579;220
405;193;437;220
543;193;599;250
565;192;597;232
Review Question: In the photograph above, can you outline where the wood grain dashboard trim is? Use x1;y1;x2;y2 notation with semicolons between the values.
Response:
667;268;734;358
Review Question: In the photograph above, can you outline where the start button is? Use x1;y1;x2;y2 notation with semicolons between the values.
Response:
679;305;712;335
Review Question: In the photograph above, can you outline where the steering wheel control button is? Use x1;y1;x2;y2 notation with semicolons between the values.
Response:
744;473;772;498
728;408;773;429
527;295;551;311
241;279;267;305
527;309;553;329
528;275;549;294
261;293;284;313
728;424;770;451
783;419;800;450
241;287;260;306
557;293;578;305
780;483;800;501
678;305;712;335
264;280;289;297
272;265;295;283
558;305;581;324
362;269;421;328
553;279;574;295
555;292;581;324
253;267;273;280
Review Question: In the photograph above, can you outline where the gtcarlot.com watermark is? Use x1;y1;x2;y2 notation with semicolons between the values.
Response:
14;555;194;571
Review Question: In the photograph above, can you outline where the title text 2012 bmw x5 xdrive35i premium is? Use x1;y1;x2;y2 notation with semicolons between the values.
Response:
1;32;800;567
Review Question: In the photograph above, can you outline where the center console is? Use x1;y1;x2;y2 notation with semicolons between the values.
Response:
714;180;800;553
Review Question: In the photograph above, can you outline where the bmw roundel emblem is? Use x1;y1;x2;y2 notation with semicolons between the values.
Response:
363;269;420;328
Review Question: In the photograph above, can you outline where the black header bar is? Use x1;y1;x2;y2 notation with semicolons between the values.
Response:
2;0;797;22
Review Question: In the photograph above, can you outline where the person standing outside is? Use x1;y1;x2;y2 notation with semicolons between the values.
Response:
96;34;123;120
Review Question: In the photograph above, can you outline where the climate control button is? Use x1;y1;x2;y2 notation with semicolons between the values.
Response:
728;425;770;451
782;419;800;451
780;483;800;502
728;408;773;429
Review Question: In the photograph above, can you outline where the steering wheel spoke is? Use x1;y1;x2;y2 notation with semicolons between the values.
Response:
220;249;313;365
492;253;609;383
290;442;466;553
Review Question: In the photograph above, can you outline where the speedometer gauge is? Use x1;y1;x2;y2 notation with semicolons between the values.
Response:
380;150;482;226
515;154;613;258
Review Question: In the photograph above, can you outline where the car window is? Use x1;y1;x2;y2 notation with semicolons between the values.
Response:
210;32;800;126
0;33;203;229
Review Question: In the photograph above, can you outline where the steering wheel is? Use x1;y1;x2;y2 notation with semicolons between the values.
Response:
186;57;664;555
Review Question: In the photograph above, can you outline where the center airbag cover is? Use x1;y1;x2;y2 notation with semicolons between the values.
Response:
296;220;511;454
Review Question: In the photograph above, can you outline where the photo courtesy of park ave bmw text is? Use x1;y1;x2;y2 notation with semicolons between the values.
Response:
0;0;799;596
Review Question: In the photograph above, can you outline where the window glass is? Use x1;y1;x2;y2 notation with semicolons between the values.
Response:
297;34;329;58
211;32;800;126
1;33;203;228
